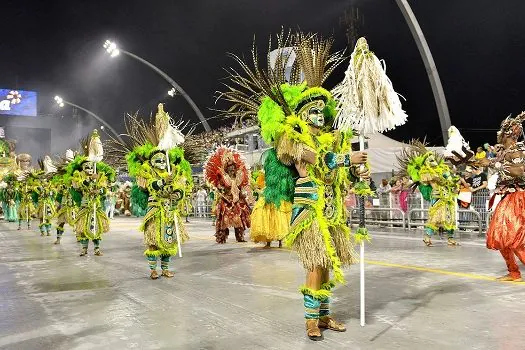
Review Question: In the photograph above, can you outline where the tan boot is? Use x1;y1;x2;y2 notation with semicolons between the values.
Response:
447;237;460;246
94;248;103;256
54;238;61;245
423;235;433;247
496;274;522;282
319;316;346;332
161;270;175;278
150;270;159;280
305;319;322;341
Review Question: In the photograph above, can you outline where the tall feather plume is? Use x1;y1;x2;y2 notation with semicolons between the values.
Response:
216;28;299;124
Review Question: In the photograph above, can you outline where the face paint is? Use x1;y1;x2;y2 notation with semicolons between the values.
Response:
82;161;94;175
298;99;326;128
150;153;167;170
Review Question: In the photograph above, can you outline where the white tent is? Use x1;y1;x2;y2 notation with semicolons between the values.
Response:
351;133;444;180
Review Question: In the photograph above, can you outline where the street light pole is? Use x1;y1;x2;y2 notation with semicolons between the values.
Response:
103;40;211;132
54;96;124;144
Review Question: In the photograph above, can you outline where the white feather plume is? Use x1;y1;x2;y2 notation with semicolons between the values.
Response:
444;126;470;158
88;129;104;162
156;104;185;151
43;155;57;174
332;37;408;134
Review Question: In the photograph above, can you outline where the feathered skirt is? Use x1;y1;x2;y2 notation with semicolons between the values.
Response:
427;198;456;231
487;191;525;250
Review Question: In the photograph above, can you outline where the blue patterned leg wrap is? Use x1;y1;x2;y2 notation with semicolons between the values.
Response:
424;227;435;237
93;239;100;248
147;256;158;270
304;294;320;320
447;229;454;238
160;255;170;270
80;239;89;249
319;297;330;317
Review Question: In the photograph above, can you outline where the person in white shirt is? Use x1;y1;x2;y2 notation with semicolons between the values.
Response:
196;188;208;217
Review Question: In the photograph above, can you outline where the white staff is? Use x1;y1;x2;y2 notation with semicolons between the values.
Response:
332;37;408;327
156;103;186;258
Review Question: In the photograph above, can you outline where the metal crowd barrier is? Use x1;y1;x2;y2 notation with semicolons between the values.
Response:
346;190;492;234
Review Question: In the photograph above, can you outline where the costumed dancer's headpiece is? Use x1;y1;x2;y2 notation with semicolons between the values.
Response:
105;104;190;180
204;146;250;190
497;112;525;143
396;140;442;184
218;29;345;147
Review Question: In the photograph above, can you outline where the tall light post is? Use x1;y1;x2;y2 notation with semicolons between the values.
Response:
103;40;211;132
54;96;124;143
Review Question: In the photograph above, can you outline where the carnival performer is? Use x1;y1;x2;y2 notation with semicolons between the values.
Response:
398;141;460;246
0;174;19;222
107;104;191;279
68;130;114;256
35;156;58;236
250;154;289;248
219;30;369;340
53;150;80;244
204;147;252;244
15;153;35;230
478;113;525;281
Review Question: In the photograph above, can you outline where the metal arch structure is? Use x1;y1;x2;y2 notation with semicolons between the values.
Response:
395;0;451;144
62;100;125;144
120;50;211;132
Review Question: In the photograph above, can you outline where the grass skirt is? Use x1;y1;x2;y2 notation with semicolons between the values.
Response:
487;191;525;250
74;206;109;241
427;198;456;231
250;198;291;242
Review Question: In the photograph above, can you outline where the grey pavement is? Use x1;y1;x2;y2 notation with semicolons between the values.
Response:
0;217;524;350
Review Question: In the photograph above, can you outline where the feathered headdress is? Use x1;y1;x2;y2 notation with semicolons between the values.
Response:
497;111;525;143
204;146;249;190
105;104;191;180
218;29;345;145
332;37;407;134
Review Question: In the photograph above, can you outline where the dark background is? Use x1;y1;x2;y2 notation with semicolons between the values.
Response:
1;0;524;154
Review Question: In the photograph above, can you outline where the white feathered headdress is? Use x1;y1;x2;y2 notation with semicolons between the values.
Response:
88;129;104;162
155;103;185;151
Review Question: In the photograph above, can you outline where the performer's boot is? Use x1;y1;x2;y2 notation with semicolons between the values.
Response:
234;227;246;242
160;255;174;277
303;294;322;341
446;230;459;246
54;226;64;244
18;220;22;230
27;220;31;230
39;223;45;236
46;223;51;236
93;239;103;256
79;239;88;256
147;255;159;279
278;240;283;248
423;227;433;247
318;297;346;332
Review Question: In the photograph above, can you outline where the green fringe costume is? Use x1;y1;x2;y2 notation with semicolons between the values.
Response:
66;154;115;255
107;104;193;276
16;173;38;230
398;141;460;245
220;30;363;335
0;174;20;222
34;178;57;236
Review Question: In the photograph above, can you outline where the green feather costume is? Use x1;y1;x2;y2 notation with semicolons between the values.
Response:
220;30;365;330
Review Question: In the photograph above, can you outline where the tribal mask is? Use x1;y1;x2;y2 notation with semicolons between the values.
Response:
82;161;95;175
297;98;326;128
497;112;525;143
150;152;167;170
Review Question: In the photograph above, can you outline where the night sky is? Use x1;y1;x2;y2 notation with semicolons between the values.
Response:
1;0;525;147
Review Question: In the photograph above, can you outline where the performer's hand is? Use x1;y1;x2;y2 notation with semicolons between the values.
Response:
356;166;371;179
351;152;368;165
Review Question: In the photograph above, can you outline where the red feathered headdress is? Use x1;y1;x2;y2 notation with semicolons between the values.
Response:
204;146;249;189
